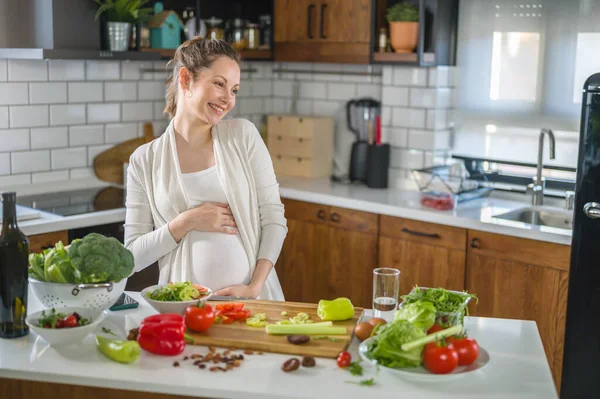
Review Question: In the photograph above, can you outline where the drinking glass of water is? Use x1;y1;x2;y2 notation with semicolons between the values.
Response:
372;268;400;319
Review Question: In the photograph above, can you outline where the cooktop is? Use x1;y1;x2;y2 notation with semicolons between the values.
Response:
17;186;125;217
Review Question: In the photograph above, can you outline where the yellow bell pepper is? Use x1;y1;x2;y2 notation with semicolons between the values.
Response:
317;297;355;321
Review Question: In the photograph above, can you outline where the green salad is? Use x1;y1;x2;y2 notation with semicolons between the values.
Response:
401;286;477;313
147;281;209;302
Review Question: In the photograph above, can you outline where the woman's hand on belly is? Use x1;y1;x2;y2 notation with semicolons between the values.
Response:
184;202;238;234
213;283;260;299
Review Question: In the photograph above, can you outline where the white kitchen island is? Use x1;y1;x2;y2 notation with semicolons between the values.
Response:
0;291;559;399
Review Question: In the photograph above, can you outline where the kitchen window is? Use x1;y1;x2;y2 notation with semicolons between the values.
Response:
454;0;600;172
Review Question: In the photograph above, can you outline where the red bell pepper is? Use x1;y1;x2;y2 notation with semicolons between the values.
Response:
137;314;186;356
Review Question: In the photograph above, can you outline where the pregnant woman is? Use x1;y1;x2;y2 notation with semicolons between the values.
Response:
124;38;286;300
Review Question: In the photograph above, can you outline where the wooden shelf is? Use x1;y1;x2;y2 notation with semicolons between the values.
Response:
372;51;435;64
141;48;272;61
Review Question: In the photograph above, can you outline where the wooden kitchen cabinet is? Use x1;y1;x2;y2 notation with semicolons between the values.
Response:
28;230;68;254
378;216;467;297
465;230;570;392
277;199;378;308
274;0;372;63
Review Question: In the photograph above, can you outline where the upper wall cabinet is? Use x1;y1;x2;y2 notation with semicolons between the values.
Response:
274;0;372;64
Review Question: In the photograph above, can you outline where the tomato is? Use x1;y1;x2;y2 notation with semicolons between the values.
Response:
450;337;479;366
423;342;459;374
184;302;216;332
216;303;245;312
55;319;65;329
220;314;234;324
64;315;78;328
222;309;251;321
337;351;352;368
427;324;444;335
193;284;209;293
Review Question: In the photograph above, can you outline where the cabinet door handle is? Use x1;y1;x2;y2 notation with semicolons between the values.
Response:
307;4;315;39
470;238;481;248
330;212;341;223
317;209;326;220
320;4;328;39
401;228;440;239
277;135;282;141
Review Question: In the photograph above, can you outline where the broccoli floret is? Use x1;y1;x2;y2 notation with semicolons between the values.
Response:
68;233;134;283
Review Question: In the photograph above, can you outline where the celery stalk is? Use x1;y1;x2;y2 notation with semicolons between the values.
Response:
400;324;463;352
265;324;346;335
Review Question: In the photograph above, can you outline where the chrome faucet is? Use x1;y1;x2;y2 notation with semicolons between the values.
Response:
529;128;556;206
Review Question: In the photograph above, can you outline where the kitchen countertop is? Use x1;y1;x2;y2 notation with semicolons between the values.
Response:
0;290;559;399
10;177;572;245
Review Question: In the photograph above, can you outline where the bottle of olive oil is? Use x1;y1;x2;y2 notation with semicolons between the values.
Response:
0;192;29;338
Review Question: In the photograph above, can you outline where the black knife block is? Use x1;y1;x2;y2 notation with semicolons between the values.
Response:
366;144;390;189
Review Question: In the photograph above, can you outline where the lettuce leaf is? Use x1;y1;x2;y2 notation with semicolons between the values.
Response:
364;319;426;368
394;301;436;330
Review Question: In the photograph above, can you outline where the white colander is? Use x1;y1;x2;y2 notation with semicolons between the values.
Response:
29;278;127;311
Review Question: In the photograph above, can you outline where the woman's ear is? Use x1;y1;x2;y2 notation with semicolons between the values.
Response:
178;67;191;91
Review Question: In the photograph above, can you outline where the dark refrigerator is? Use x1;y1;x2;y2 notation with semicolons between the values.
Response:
561;73;600;398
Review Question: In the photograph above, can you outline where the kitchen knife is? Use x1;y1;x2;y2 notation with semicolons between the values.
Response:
209;295;255;301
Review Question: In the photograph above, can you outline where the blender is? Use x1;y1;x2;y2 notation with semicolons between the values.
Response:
346;98;381;182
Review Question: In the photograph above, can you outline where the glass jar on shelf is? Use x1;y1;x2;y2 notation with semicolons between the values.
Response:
226;18;248;50
259;14;272;49
204;17;224;40
246;23;260;49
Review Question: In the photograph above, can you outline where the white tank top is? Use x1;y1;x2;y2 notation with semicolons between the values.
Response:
181;166;252;291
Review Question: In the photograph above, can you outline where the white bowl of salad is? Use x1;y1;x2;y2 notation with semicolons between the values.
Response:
141;281;212;315
26;306;106;346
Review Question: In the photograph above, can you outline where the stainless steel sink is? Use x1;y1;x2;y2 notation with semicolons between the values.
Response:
492;207;573;230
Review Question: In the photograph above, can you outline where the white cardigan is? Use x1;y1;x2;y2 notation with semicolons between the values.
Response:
124;118;287;300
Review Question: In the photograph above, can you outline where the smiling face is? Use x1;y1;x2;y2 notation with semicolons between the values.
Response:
179;56;240;125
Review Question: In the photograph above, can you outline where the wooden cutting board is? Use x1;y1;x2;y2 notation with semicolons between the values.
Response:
186;300;364;359
93;123;155;184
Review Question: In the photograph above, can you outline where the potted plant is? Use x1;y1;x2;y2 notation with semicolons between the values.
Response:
93;0;153;51
386;1;419;53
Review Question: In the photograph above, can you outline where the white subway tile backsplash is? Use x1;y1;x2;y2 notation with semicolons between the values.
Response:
69;167;95;179
121;61;149;80
341;64;375;83
327;83;356;101
236;81;253;98
252;80;273;97
392;108;426;129
151;120;169;135
154;101;167;119
8;60;48;81
10;105;48;128
273;81;293;97
138;81;165;100
105;82;137;101
0;173;31;186
295;99;312;115
87;145;112;166
356;84;381;100
381;106;392;126
393;67;427;86
384;127;408;147
239;98;263;115
11;150;50;173
408;129;451;150
29;82;67;104
0;61;6;81
0;107;7;128
122;102;153;121
410;88;452;108
271;98;290;114
32;170;70;183
428;66;450;87
390;148;425;169
0;129;29;151
382;86;409;106
437;88;452;108
0;83;29;105
0;153;9;175
105;123;137;144
312;100;341;117
31;127;68;149
51;147;87;169
87;103;120;123
50;104;85;125
153;61;169;80
426;110;448;130
69;125;104;146
382;66;393;85
86;61;120;81
68;82;103;103
49;60;85;81
299;82;326;99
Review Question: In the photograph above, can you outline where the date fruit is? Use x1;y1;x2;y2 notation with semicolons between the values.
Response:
302;356;316;367
282;358;300;372
287;335;310;345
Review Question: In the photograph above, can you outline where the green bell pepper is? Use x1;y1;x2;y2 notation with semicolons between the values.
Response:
317;297;355;321
96;335;141;364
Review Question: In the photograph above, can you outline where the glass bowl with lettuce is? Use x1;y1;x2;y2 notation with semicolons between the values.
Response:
140;281;212;315
28;233;135;311
400;286;477;329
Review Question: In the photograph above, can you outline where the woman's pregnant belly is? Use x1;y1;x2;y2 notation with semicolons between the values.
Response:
189;231;252;291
